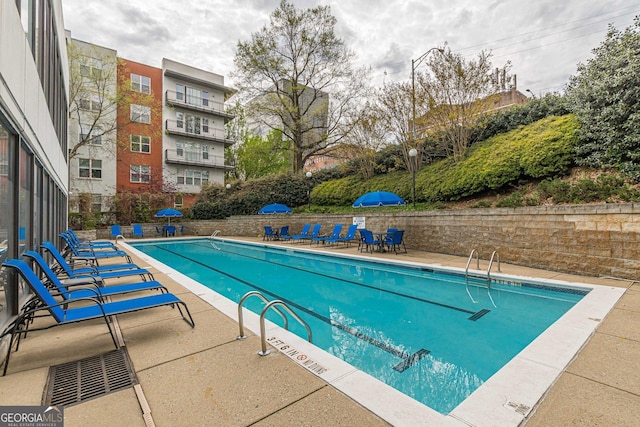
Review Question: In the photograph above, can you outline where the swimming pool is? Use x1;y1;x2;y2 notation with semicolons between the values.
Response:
127;237;623;425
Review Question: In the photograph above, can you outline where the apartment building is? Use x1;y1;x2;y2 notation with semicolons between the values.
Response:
1;0;69;329
116;59;164;196
162;59;235;207
66;46;236;211
66;36;118;213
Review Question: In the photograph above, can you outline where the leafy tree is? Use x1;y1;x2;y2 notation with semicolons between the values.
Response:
236;129;290;179
416;46;512;161
566;17;640;181
233;0;370;172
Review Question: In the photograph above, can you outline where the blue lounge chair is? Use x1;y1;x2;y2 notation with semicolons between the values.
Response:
385;229;407;254
132;224;144;238
263;226;278;241
294;223;321;243
312;224;342;245
327;224;358;247
59;233;133;264
41;241;141;276
285;223;310;242
1;258;194;376
23;251;167;300
64;229;117;250
26;249;154;283
359;229;381;253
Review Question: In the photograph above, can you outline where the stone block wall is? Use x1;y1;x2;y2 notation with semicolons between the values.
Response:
84;203;640;280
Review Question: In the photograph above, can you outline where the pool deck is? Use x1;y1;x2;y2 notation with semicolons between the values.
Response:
0;236;638;426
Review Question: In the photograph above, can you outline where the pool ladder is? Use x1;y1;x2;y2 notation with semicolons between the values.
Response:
236;291;312;356
465;249;500;307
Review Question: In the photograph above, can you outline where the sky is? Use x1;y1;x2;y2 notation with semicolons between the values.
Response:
61;0;639;96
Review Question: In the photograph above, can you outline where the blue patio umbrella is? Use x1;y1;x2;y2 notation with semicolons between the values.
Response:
258;203;293;214
352;191;406;208
154;208;183;224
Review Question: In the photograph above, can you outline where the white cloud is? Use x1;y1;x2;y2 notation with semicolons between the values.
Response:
62;0;640;94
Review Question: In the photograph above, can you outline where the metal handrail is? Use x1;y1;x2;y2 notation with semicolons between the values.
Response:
465;249;479;277
259;300;312;356
210;230;221;237
487;251;501;283
237;291;288;339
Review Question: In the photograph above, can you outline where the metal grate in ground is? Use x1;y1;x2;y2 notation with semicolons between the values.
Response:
43;349;138;407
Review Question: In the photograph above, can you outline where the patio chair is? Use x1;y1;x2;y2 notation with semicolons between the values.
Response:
41;241;142;276
312;224;342;245
23;251;167;300
132;224;144;238
110;224;122;239
385;229;407;254
278;225;290;240
294;223;321;243
179;225;186;235
1;258;194;376
327;224;358;247
28;248;154;283
155;226;163;236
263;226;278;241
359;229;381;253
285;223;310;242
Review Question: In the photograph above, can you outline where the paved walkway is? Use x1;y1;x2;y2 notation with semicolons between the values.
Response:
0;237;638;426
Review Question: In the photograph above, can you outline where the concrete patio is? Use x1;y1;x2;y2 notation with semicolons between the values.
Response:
0;236;637;426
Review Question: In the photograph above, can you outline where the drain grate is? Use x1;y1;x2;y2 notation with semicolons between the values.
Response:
43;349;138;407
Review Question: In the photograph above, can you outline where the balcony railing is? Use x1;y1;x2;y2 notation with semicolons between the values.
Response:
165;119;234;146
165;90;234;121
164;149;235;170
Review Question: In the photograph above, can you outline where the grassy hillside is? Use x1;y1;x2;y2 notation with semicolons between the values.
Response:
313;115;580;206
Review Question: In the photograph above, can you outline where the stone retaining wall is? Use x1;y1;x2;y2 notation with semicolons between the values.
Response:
84;203;640;280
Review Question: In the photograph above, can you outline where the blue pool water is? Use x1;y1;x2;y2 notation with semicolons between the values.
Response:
131;238;588;414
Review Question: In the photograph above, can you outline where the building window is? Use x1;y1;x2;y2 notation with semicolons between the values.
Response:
130;135;151;153
202;91;209;106
79;95;101;111
130;104;151;124
176;141;184;156
202;118;209;133
177;169;208;186
174;194;183;208
186;87;200;106
130;165;151;183
176;84;185;101
92;194;102;212
185;114;201;134
131;73;151;94
79;124;102;145
79;159;102;178
202;144;209;160
176;112;184;128
80;56;103;79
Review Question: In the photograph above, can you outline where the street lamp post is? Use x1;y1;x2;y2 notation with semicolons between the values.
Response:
409;148;418;208
411;47;444;139
305;171;312;210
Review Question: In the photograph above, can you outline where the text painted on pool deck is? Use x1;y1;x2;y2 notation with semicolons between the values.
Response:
266;336;328;375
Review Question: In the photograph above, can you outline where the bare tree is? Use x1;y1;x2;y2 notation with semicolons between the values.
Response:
233;0;370;172
416;47;511;161
375;82;418;170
